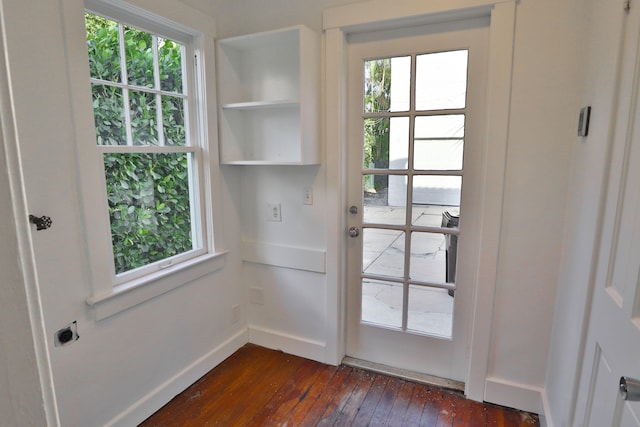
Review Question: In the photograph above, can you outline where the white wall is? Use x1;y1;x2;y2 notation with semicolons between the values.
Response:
1;0;592;423
212;0;584;414
544;0;621;425
483;0;584;411
1;0;246;425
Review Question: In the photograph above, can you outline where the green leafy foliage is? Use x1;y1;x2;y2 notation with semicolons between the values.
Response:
86;13;193;274
364;59;392;191
104;153;193;274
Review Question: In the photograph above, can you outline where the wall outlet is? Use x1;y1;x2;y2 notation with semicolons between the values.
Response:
303;186;313;205
266;203;282;222
249;287;265;305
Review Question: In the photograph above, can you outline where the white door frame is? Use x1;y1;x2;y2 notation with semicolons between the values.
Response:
323;0;517;401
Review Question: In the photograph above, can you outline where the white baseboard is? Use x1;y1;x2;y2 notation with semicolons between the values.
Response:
484;376;543;414
539;388;554;427
248;325;326;363
105;329;248;427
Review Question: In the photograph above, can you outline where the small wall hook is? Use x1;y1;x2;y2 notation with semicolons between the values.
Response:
29;215;52;231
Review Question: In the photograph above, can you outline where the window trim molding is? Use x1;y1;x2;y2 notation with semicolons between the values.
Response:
322;0;517;402
61;0;223;316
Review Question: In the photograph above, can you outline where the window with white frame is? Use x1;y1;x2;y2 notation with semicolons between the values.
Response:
85;10;208;284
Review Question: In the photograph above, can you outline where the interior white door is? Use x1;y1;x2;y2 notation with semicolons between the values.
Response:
345;18;488;383
575;4;640;426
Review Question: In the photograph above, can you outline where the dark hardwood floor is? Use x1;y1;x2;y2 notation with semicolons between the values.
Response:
140;344;539;426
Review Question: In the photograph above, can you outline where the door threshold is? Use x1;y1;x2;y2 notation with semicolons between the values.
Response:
341;356;465;393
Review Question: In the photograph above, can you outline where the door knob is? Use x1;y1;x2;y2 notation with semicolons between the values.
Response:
29;215;52;231
348;226;360;238
620;376;640;401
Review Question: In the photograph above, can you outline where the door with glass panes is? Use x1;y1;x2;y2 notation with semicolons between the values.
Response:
346;19;489;382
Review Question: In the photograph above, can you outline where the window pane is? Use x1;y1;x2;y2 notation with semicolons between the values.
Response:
362;278;403;328
104;152;195;274
92;84;126;145
85;13;121;82
364;117;409;170
162;95;186;146
364;56;410;113
416;50;468;111
414;115;465;170
159;38;184;93
124;25;155;88
362;229;405;278
364;174;406;225
413;175;461;207
409;232;446;283
412;204;459;228
407;285;453;337
130;90;159;145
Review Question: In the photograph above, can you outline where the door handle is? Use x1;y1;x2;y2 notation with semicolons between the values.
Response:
348;226;360;238
29;214;52;231
620;376;640;401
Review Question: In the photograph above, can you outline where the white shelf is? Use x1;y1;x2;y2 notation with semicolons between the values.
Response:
216;26;319;165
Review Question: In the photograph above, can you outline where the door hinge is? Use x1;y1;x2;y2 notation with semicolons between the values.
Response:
625;0;631;13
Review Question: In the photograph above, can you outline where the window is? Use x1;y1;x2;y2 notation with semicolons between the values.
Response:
85;11;207;284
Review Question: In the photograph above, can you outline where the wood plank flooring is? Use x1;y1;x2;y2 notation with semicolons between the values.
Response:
140;344;539;426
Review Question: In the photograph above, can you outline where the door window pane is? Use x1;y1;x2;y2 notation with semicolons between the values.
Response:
364;117;409;170
413;175;462;207
407;285;453;337
410;232;446;283
362;279;403;328
364;56;410;113
416;50;468;111
363;229;405;278
363;174;407;225
414;115;465;170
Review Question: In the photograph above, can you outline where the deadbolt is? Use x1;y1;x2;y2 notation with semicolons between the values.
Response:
349;206;358;214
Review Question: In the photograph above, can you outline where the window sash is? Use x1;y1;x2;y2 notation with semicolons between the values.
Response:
87;10;208;286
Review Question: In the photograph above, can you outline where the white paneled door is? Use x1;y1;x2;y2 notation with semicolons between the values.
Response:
575;4;640;426
345;18;488;383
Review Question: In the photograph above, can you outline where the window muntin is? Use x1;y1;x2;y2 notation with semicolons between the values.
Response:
85;12;205;280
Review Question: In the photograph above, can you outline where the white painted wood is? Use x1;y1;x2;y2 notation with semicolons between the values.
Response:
0;4;59;423
323;0;516;401
104;329;247;426
86;252;228;320
574;3;640;425
465;0;516;402
217;25;320;165
241;241;326;273
344;18;488;383
248;326;326;363
484;377;543;414
323;0;509;32
323;27;348;366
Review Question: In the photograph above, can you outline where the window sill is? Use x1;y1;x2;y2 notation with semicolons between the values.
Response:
86;251;229;321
